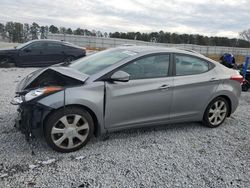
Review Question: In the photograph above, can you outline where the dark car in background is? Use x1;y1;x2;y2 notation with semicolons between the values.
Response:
0;39;86;67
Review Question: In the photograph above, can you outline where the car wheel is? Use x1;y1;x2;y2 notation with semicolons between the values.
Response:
64;56;75;63
0;57;15;68
242;84;249;92
44;107;94;152
203;97;229;128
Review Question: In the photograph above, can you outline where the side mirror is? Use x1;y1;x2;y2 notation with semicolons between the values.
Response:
110;71;130;82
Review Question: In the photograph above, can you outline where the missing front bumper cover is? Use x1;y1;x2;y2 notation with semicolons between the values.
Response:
14;102;52;141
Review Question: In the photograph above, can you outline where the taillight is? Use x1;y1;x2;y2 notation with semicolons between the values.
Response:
230;74;243;84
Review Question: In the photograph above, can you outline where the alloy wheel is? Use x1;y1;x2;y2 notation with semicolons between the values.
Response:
51;114;89;149
208;100;227;126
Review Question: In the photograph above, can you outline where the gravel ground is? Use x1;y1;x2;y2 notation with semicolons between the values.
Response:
0;68;249;188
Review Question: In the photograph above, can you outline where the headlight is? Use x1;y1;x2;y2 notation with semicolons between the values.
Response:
25;86;62;101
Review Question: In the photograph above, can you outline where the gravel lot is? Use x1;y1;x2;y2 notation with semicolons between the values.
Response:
0;68;249;188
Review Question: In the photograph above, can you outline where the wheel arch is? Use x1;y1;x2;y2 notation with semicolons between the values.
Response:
43;104;101;137
219;95;232;117
0;55;16;66
204;95;232;118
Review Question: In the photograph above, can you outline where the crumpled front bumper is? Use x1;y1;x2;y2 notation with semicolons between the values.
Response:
14;101;52;140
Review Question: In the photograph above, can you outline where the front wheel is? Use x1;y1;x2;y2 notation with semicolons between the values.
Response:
0;57;15;67
44;107;94;152
203;97;229;128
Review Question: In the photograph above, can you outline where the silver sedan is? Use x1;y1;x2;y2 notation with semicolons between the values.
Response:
13;46;242;152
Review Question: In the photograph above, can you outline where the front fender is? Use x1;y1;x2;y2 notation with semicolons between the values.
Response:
37;82;105;135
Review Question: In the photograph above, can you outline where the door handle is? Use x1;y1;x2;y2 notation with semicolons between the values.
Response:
158;84;171;90
209;78;219;82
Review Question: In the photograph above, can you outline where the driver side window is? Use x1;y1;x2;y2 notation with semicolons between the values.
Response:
120;54;170;80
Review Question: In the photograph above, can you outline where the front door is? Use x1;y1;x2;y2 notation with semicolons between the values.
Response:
105;53;173;129
19;41;47;66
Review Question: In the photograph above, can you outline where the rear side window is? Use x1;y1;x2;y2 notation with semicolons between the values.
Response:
120;54;170;80
47;43;62;50
175;55;209;76
63;45;75;50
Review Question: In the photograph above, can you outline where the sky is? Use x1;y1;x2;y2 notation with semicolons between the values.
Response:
0;0;249;38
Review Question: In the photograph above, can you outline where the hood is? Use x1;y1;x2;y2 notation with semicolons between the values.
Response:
0;48;17;53
16;66;89;93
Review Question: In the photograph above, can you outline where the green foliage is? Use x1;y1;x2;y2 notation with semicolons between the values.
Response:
49;25;59;34
30;22;40;40
0;21;249;48
109;31;250;47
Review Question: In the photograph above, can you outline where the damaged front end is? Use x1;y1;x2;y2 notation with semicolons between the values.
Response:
11;66;88;140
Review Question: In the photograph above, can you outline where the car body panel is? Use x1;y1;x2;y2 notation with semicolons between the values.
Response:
16;66;88;92
105;77;173;129
38;82;105;135
13;46;242;139
171;69;219;120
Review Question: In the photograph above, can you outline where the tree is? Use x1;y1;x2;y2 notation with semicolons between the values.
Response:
49;25;59;33
40;26;48;39
66;28;73;35
239;29;250;43
96;30;103;37
30;22;40;39
59;27;67;34
0;23;4;33
13;22;23;42
103;32;108;38
5;22;15;42
23;23;30;42
73;28;84;35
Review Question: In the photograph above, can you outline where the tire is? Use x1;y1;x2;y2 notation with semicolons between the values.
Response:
44;107;94;152
203;97;229;128
64;56;75;63
242;84;249;92
0;57;15;68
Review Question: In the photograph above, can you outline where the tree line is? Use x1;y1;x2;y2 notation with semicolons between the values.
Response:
0;21;250;48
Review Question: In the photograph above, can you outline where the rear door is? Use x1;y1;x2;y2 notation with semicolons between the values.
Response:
43;42;66;65
171;54;218;120
105;53;174;129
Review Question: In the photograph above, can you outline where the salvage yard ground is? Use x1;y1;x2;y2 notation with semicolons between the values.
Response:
0;68;249;187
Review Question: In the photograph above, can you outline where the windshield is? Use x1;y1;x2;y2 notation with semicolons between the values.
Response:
69;49;137;75
16;41;33;49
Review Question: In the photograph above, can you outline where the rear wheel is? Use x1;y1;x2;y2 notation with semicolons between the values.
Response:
203;97;229;128
242;83;249;92
64;56;75;63
45;107;94;152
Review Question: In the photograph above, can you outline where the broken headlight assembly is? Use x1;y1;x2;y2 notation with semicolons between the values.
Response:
11;86;63;105
25;86;62;101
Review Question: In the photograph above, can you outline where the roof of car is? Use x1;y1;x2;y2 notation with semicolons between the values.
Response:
116;45;205;58
31;39;67;44
30;39;82;48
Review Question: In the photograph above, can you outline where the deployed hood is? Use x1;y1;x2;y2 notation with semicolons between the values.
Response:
16;66;89;93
